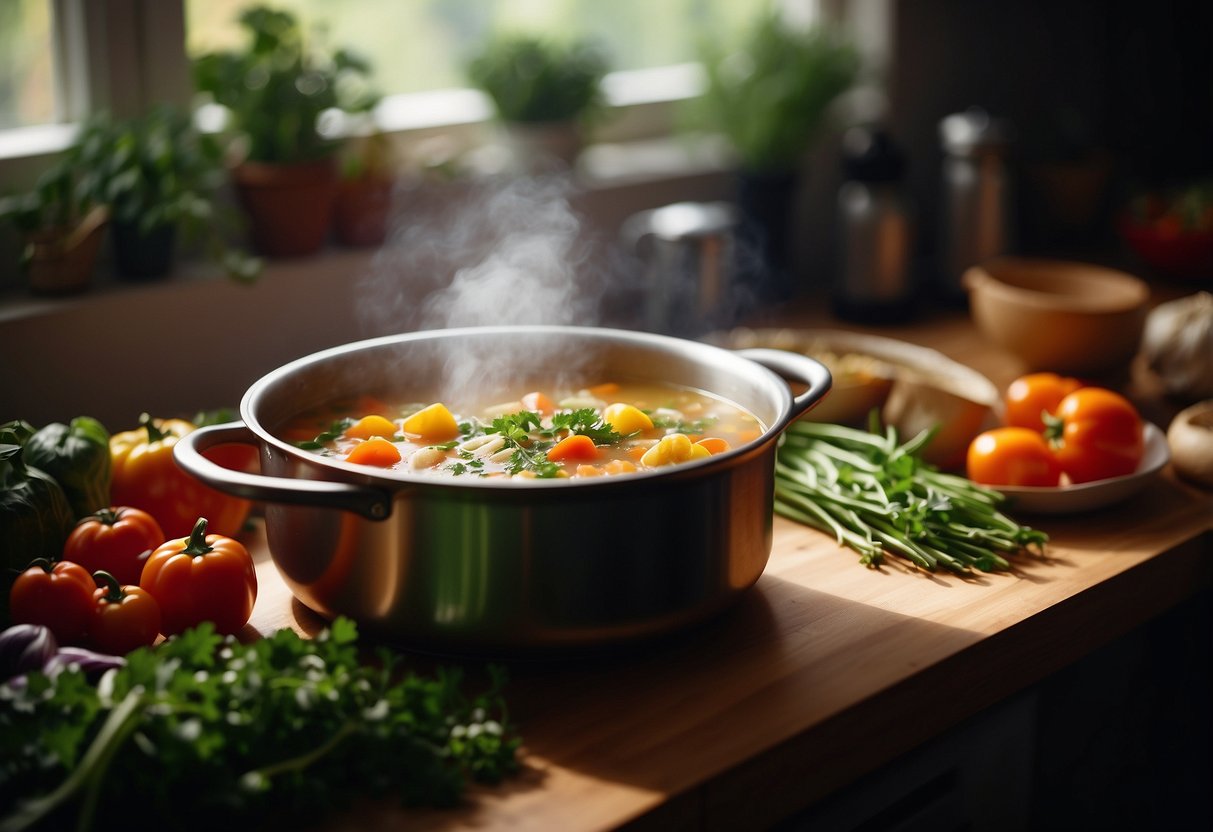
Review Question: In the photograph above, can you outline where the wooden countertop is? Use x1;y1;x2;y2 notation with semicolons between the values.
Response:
243;304;1213;831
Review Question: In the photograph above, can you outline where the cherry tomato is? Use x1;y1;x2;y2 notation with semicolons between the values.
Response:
140;517;257;636
63;507;165;586
966;427;1063;487
1047;388;1144;484
89;570;161;654
9;559;96;645
1003;373;1084;432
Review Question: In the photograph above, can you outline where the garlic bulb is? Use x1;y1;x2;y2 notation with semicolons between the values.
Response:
1140;291;1213;399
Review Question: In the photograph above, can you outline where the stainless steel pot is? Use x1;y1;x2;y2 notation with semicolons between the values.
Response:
175;326;830;654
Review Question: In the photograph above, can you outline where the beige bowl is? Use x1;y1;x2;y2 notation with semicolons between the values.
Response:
963;258;1150;376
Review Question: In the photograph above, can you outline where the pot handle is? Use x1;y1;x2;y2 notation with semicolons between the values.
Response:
735;348;833;429
173;422;393;521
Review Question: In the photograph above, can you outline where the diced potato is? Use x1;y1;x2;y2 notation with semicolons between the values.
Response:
603;459;637;475
603;403;654;435
402;403;459;441
345;414;398;440
575;464;604;477
640;433;711;467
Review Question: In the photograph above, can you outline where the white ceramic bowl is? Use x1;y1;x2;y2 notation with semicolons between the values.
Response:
993;422;1170;515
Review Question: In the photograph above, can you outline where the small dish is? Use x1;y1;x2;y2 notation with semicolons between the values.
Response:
994;422;1170;515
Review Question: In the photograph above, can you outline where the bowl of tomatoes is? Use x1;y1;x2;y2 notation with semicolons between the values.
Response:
1119;185;1213;280
966;372;1170;514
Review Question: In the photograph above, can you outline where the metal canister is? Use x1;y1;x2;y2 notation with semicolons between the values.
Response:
621;201;740;337
938;108;1014;302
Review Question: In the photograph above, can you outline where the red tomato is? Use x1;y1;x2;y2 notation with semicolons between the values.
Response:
89;570;161;654
1047;388;1144;484
1003;373;1084;432
9;559;97;645
63;507;165;586
966;427;1063;487
139;517;257;636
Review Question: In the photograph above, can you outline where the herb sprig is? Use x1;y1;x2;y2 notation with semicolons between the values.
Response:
480;409;623;478
0;619;520;831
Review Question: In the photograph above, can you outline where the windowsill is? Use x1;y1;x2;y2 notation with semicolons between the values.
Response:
0;133;736;324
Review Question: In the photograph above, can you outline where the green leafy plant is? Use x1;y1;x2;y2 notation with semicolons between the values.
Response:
193;5;378;164
466;34;610;125
71;107;261;283
0;617;520;831
690;12;860;172
0;162;92;236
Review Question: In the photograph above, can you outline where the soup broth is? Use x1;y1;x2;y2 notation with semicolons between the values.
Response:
279;381;764;480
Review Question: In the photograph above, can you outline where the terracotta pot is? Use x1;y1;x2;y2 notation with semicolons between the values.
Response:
231;159;337;257
333;176;394;247
25;206;109;295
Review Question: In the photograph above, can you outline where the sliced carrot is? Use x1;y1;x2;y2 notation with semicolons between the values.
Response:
588;382;620;397
345;414;398;440
345;436;401;467
626;445;650;461
351;395;392;416
521;391;556;414
736;429;762;445
695;437;731;455
547;434;599;462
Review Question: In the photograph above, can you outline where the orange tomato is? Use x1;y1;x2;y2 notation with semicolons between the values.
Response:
966;428;1062;487
140;517;257;636
1003;373;1083;432
63;506;165;586
1047;388;1144;484
89;571;161;654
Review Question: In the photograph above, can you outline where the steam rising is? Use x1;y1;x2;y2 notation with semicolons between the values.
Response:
356;172;631;401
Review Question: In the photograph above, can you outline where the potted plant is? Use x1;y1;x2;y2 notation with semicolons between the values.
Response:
466;33;610;171
0;161;108;295
333;120;396;248
193;5;377;257
690;13;859;300
71;107;261;283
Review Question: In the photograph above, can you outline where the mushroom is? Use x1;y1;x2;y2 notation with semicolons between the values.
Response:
1167;400;1213;489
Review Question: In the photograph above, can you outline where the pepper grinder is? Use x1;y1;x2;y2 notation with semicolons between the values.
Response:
832;126;915;323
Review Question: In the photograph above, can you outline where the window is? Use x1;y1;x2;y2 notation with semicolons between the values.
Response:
185;0;770;97
0;0;57;130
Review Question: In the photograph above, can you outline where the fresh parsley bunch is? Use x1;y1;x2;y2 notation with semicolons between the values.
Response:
0;619;520;831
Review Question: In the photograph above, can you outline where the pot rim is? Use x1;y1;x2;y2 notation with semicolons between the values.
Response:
239;324;825;491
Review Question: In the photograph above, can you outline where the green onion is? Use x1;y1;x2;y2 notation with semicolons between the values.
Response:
775;420;1047;573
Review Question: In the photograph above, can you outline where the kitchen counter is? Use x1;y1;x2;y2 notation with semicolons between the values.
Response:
241;303;1213;831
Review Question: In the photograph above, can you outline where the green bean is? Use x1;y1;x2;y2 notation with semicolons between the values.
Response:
775;421;1046;572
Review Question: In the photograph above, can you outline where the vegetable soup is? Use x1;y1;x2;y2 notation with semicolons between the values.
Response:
280;381;764;480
